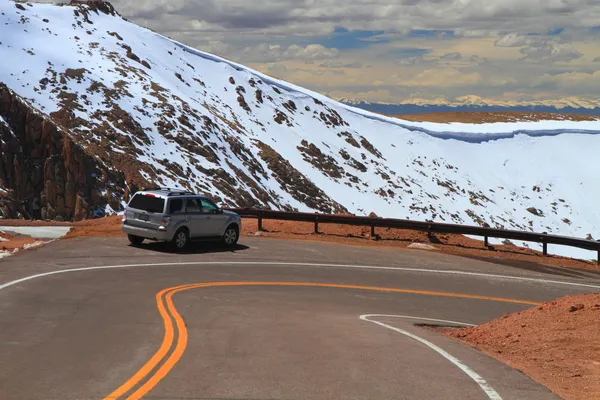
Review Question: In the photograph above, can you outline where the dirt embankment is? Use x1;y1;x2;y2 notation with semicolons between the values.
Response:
394;111;599;124
63;215;124;238
0;230;41;253
449;294;600;400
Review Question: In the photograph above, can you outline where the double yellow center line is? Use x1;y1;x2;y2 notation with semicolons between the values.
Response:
104;281;540;399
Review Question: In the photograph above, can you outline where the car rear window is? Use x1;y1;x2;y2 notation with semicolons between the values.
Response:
128;193;165;213
169;199;183;214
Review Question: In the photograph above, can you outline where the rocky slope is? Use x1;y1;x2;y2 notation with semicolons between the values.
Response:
0;83;128;220
1;0;600;259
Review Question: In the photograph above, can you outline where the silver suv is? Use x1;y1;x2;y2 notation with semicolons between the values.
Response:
121;188;242;251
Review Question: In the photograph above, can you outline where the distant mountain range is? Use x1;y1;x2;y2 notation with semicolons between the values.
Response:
339;97;600;115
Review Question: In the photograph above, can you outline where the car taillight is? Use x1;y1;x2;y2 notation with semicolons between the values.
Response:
160;216;171;225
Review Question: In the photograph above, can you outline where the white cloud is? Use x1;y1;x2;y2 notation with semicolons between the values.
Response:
520;42;582;62
266;62;288;77
238;43;339;63
534;70;600;90
319;60;363;68
112;0;600;36
439;52;463;60
495;33;583;63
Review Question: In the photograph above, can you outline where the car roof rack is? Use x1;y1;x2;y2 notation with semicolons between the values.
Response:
140;186;196;195
159;187;196;196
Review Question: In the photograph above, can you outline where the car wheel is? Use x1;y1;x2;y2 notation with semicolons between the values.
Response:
128;234;144;246
222;225;239;246
171;228;189;251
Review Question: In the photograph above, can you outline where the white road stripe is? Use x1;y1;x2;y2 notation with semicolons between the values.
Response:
360;314;502;400
360;314;476;327
1;261;599;292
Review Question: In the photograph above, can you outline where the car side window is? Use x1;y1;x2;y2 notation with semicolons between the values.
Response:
169;199;183;214
200;199;219;214
185;198;201;213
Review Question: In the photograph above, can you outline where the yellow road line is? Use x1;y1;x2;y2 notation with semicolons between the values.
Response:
102;284;202;400
106;282;540;399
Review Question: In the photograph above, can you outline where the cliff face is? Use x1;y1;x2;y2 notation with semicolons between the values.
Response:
0;83;127;220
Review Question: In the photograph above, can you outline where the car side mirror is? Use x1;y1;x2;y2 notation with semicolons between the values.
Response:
216;208;223;214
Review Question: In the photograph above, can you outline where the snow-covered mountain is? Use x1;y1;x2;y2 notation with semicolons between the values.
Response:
1;0;600;259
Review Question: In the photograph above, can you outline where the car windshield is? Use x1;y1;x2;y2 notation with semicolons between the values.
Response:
128;193;165;213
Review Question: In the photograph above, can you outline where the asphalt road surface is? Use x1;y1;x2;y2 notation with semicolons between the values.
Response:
1;237;600;400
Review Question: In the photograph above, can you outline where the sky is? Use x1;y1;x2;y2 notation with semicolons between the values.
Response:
110;0;600;105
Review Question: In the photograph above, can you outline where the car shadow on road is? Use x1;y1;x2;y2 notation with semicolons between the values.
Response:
130;241;250;254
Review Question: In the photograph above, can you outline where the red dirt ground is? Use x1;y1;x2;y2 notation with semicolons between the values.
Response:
448;294;600;400
394;111;599;124
63;215;124;239
0;230;41;253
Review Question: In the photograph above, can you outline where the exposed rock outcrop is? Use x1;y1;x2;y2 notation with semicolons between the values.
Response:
0;83;126;220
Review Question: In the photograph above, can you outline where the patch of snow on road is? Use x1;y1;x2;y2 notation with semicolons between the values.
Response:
0;226;71;240
23;241;45;250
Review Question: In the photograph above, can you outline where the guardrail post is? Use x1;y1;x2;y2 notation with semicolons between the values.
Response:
484;236;489;247
542;240;548;256
257;211;263;232
314;217;319;234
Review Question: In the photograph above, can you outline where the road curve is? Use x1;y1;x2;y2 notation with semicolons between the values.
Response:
1;237;599;400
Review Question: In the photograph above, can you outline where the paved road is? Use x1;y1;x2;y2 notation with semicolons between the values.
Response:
1;237;599;400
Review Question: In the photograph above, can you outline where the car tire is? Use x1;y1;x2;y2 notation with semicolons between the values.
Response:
128;234;144;246
222;224;239;246
171;228;189;252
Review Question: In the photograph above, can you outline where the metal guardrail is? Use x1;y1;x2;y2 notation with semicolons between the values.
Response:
226;207;600;264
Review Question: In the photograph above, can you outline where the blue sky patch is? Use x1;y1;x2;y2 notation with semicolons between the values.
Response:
408;29;455;38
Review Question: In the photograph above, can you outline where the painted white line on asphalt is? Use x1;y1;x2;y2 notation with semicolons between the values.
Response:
360;314;502;400
1;261;599;292
360;314;476;327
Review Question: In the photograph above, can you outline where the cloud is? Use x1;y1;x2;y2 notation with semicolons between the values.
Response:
284;44;339;59
520;42;582;62
319;60;363;68
594;56;600;62
495;32;539;47
398;68;483;87
235;43;340;63
112;0;600;36
439;52;462;60
495;33;583;63
534;70;600;90
265;62;288;77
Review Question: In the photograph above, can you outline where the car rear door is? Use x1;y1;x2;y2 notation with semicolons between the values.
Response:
167;198;185;228
126;193;166;230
